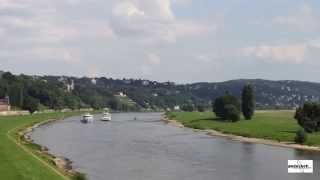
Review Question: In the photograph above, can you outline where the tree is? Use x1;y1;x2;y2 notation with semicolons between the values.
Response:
23;95;39;114
181;104;194;112
213;92;240;121
108;98;120;110
241;84;255;120
52;97;65;110
65;95;80;110
224;104;240;122
212;96;225;118
294;102;320;133
2;72;16;82
196;104;205;112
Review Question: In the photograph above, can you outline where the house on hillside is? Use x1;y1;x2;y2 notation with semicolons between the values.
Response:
91;78;97;85
66;79;75;92
0;96;10;111
116;92;127;97
174;105;180;111
142;80;149;86
59;77;74;93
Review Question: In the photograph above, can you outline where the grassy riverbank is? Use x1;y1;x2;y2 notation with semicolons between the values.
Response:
0;112;83;180
167;111;320;146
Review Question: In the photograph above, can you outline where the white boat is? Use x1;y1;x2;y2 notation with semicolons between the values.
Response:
82;113;94;123
101;112;111;121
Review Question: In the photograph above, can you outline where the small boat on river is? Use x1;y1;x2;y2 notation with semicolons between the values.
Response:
101;112;112;121
81;113;94;123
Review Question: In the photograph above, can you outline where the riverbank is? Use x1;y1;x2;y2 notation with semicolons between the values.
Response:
164;111;320;152
19;116;86;179
0;112;85;180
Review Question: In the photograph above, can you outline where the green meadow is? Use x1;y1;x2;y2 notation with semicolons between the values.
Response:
0;112;82;180
167;111;320;146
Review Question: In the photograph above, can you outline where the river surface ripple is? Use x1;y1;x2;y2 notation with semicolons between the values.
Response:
31;112;320;180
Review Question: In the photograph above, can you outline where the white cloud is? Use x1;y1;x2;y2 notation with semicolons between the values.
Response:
112;1;146;17
173;20;215;38
236;39;320;64
196;40;320;65
140;52;161;76
4;0;320;82
0;0;117;66
146;53;161;65
241;44;307;64
29;47;81;63
310;40;320;49
110;0;215;43
273;4;319;32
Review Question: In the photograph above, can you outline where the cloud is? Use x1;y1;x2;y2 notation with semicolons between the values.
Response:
140;65;152;75
146;53;161;65
173;20;215;38
4;0;320;83
110;0;215;43
272;4;319;32
198;40;320;65
172;0;192;6
236;40;320;64
0;0;117;66
240;44;307;64
112;1;146;18
29;47;81;63
139;52;161;76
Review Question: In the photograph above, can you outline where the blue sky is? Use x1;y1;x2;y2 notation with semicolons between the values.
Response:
1;0;320;83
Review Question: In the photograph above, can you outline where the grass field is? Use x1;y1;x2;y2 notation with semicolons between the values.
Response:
167;111;320;146
0;112;82;180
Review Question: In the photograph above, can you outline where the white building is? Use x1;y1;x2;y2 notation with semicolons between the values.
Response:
142;80;149;86
174;105;180;111
91;78;97;85
66;80;74;92
117;92;127;97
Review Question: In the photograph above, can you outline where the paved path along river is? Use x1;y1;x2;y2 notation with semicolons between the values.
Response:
31;113;320;180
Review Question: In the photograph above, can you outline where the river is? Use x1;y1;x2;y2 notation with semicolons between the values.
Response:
31;112;320;180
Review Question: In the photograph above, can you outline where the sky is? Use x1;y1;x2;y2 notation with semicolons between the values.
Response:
1;0;320;83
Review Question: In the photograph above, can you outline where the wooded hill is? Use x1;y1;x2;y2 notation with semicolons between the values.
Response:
1;71;320;111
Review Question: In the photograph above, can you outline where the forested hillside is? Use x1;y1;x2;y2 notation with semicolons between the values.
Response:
1;71;320;112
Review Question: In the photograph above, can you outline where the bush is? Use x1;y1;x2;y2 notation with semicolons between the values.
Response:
167;113;176;119
294;102;320;133
294;129;307;144
181;104;194;112
72;173;87;180
213;92;240;121
224;104;240;122
196;104;205;112
23;95;39;114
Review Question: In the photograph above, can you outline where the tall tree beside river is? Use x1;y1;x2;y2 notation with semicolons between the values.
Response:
241;84;255;120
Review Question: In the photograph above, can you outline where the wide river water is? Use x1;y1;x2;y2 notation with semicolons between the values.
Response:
31;113;320;180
